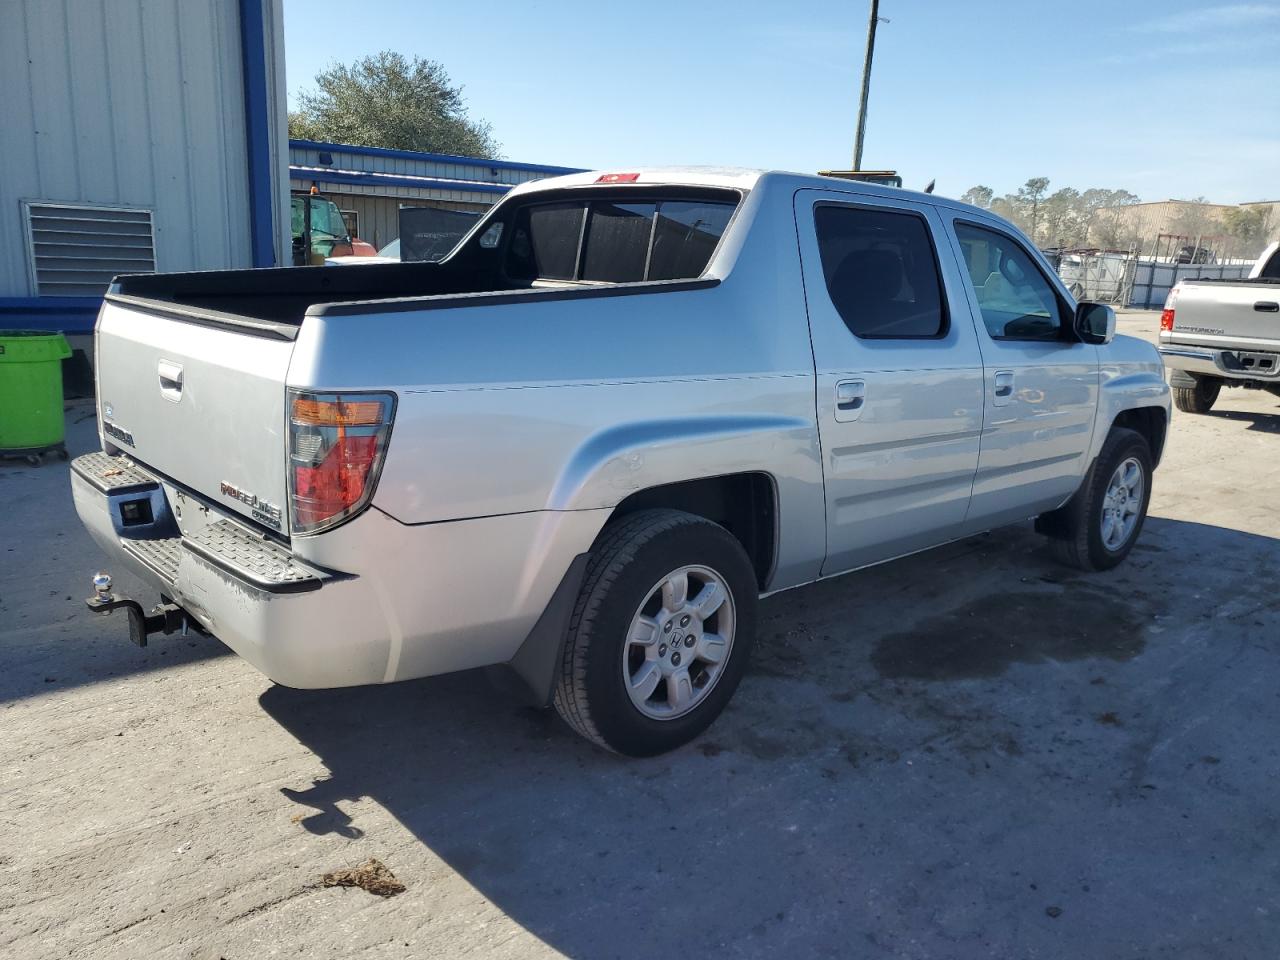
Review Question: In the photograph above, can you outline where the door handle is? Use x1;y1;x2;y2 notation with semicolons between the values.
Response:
1255;301;1279;313
834;379;866;421
993;370;1014;405
835;380;865;409
158;359;184;402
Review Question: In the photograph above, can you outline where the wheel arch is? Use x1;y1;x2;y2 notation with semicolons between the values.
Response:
1108;404;1169;466
608;472;778;591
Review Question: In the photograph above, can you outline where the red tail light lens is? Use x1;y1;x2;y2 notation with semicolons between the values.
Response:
1160;285;1180;331
288;391;396;534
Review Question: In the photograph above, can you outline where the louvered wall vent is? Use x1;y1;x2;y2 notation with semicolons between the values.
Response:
23;202;156;296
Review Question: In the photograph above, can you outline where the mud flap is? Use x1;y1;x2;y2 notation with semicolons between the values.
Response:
486;553;590;707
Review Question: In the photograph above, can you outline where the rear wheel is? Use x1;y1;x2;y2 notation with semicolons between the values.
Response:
1173;377;1220;414
1041;427;1153;572
553;509;757;756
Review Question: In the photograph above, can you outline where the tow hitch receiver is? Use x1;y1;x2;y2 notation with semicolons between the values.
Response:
85;572;188;647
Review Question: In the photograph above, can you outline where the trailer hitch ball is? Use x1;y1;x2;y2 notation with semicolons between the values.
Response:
84;571;190;648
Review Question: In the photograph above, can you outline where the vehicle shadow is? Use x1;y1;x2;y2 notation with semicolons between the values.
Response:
261;516;1280;958
1205;406;1280;433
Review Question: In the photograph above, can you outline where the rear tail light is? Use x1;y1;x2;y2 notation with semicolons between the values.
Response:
1160;285;1179;331
288;390;396;534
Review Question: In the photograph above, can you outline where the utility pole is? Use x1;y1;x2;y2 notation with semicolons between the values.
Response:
852;0;881;171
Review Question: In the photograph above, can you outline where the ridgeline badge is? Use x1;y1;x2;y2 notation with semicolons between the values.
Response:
219;481;284;530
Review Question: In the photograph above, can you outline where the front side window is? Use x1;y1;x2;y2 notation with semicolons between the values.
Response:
813;204;948;338
954;222;1066;341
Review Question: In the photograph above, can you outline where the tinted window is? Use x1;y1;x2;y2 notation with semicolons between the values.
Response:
581;202;655;282
503;196;735;284
954;223;1066;341
814;205;947;338
506;203;583;281
648;202;736;280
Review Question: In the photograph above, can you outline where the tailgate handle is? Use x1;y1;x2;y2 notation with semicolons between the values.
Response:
1254;301;1279;313
157;359;184;402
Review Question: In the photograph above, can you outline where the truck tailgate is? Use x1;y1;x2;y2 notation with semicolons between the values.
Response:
1171;282;1280;348
95;299;295;534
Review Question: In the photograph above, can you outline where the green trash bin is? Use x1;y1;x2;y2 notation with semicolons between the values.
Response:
0;330;73;460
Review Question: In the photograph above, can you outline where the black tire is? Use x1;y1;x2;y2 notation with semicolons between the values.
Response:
1040;427;1153;572
1173;377;1220;414
553;509;758;757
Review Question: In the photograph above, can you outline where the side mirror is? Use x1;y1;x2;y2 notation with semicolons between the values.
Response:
1074;301;1115;345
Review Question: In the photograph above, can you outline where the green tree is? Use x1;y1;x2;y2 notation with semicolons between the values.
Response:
1040;187;1082;247
959;185;994;209
961;179;1143;250
288;51;500;158
1015;177;1051;243
989;195;1018;225
1222;205;1274;254
1087;190;1141;250
1166;198;1219;242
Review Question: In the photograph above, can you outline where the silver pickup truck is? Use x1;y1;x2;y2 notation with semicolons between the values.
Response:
72;168;1171;755
1159;241;1280;413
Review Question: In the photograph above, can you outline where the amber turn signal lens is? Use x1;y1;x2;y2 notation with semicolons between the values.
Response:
291;397;385;426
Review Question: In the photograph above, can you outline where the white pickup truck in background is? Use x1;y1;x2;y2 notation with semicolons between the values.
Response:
73;168;1170;755
1160;240;1280;412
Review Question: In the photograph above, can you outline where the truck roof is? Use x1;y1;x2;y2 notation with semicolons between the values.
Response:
509;166;957;210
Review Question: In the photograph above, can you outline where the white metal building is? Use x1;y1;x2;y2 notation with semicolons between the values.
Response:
0;0;580;339
288;140;581;252
0;0;290;335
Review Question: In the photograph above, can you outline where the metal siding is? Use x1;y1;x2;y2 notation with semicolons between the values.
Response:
286;187;488;250
104;0;158;208
288;142;568;189
265;0;292;265
0;0;263;297
0;3;40;294
66;0;118;202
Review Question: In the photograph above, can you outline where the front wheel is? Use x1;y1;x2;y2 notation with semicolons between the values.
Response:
553;509;758;756
1041;427;1153;572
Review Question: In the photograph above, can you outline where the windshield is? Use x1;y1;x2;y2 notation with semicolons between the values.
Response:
291;196;349;242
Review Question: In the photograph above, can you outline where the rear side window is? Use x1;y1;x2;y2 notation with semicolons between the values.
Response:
581;202;655;282
507;203;584;281
814;205;948;338
505;196;735;283
649;202;736;281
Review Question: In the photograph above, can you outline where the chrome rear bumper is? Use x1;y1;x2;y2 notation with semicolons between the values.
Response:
1159;345;1280;381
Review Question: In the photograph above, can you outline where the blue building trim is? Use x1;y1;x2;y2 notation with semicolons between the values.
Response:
239;0;276;267
0;297;100;335
289;166;514;196
289;138;584;177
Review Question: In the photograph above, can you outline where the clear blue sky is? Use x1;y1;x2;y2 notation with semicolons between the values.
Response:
283;0;1280;204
